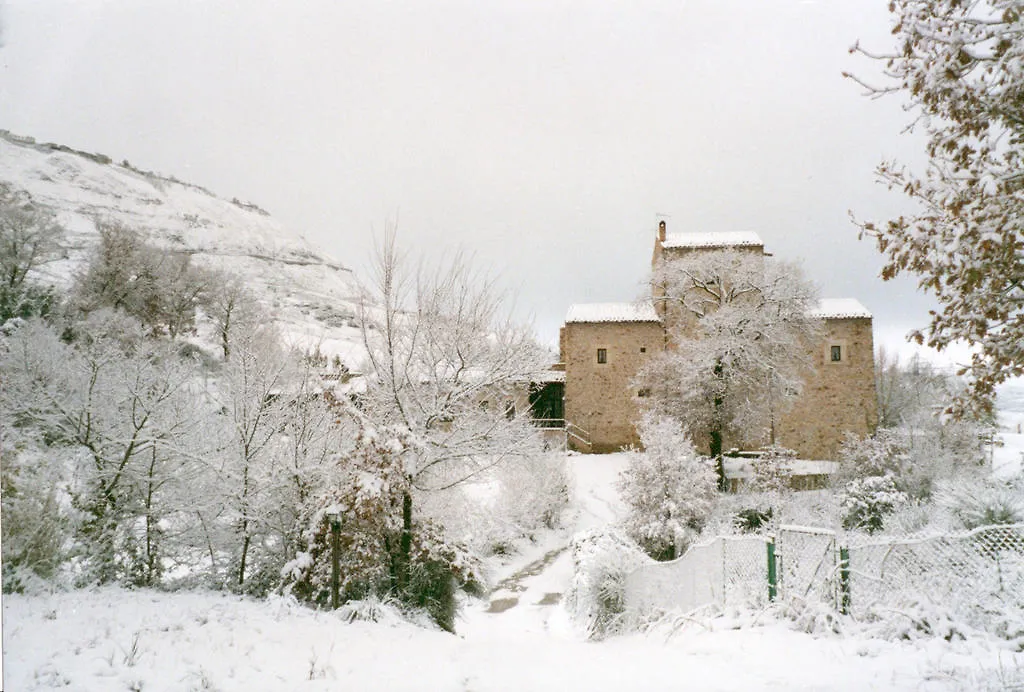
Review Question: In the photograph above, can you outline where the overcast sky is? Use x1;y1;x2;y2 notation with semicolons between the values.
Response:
0;0;951;360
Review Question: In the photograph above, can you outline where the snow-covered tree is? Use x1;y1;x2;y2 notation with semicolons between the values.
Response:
875;348;945;430
202;274;261;360
284;414;484;631
874;349;988;488
1;313;206;585
849;0;1024;416
211;325;300;591
617;414;717;560
75;222;214;338
0;183;64;321
636;250;821;485
349;229;547;607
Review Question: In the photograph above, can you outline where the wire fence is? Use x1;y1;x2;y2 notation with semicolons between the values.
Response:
847;524;1024;632
623;523;1024;636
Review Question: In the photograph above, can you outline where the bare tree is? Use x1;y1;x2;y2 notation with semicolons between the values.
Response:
0;184;64;290
355;228;548;590
203;274;260;360
0;184;64;321
1;312;204;585
75;222;214;338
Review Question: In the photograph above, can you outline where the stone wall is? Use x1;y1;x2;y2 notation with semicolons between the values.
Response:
562;320;664;452
775;317;878;459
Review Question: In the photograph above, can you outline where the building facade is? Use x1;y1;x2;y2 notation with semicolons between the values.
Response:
558;222;878;460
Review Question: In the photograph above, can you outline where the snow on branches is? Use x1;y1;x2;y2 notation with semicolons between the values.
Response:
850;0;1024;415
636;249;820;465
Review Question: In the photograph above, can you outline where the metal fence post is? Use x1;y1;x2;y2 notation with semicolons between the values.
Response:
767;538;778;602
838;546;851;615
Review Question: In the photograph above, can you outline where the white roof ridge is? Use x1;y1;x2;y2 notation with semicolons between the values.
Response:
566;301;661;324
809;298;872;319
662;231;764;249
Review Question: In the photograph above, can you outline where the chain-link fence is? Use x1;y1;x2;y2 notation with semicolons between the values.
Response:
622;523;1024;636
777;525;838;605
847;524;1024;632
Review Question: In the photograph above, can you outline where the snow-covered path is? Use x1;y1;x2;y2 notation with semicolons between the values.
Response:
460;453;630;640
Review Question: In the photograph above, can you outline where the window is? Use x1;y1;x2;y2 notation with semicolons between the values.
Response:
597;348;607;364
830;345;842;362
640;346;646;353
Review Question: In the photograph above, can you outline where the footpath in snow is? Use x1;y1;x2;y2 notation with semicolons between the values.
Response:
5;452;1024;691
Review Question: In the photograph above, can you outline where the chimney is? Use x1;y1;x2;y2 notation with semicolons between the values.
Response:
658;220;666;242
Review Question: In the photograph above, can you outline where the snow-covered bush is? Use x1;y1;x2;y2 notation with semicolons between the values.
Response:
618;415;717;560
840;476;907;534
838;429;909;480
563;528;650;639
749;445;796;495
492;450;570;535
938;476;1024;530
1;443;67;593
424;451;570;558
283;425;483;632
733;507;773;534
884;500;944;536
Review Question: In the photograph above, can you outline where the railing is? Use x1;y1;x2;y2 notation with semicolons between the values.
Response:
565;422;592;453
528;418;592;452
532;418;566;429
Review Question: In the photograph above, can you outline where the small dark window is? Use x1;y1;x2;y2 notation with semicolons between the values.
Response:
597;348;607;364
830;345;842;362
637;388;650;398
640;346;646;353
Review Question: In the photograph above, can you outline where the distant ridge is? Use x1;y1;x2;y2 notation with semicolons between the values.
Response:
0;130;365;366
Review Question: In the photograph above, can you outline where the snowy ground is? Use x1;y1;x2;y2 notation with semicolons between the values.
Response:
5;453;1024;691
995;379;1024;477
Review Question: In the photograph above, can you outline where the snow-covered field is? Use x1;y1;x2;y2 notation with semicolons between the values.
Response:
6;453;1024;692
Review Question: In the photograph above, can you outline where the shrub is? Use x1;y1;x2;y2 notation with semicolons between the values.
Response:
1;446;66;593
618;415;717;560
563;528;650;639
840;476;907;534
734;507;773;533
838;429;909;480
938;477;1024;530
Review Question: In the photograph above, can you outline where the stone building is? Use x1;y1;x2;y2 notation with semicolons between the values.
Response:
556;222;877;460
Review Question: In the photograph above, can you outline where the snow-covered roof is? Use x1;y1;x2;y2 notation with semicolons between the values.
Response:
662;231;764;250
808;298;872;320
722;458;839;479
565;302;661;324
533;369;566;384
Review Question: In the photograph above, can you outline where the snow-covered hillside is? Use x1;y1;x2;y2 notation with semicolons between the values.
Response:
0;130;364;366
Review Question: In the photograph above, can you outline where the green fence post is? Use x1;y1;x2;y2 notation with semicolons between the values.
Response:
767;538;778;602
839;546;851;615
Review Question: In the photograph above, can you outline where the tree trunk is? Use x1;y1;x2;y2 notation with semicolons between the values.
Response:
712;360;727;491
397;489;413;592
711;427;727;492
144;446;157;587
238;533;250;587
